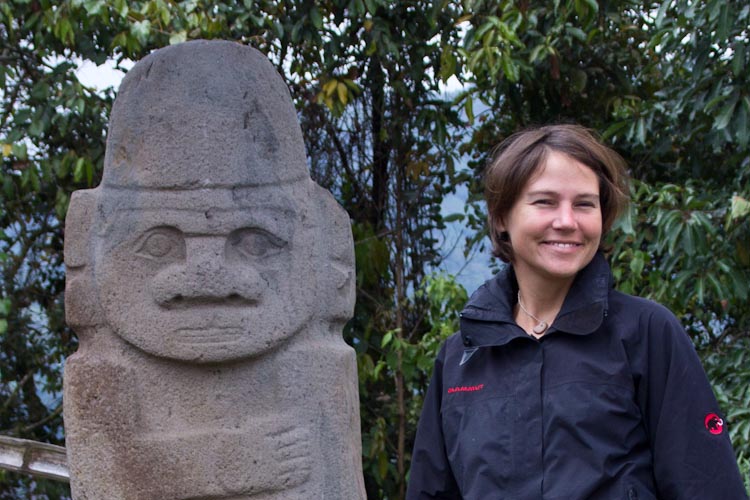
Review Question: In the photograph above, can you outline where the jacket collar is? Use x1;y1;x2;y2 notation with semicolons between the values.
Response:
459;252;612;348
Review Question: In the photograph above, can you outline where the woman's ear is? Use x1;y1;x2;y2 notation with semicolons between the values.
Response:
494;218;506;234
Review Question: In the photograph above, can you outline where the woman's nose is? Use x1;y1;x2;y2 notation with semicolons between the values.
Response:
552;204;576;229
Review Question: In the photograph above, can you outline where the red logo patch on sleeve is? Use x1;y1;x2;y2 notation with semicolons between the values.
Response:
704;413;724;435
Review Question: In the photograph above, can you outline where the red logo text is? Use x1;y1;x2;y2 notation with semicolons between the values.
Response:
447;384;484;394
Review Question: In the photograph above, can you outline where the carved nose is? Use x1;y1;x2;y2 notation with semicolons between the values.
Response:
149;239;265;307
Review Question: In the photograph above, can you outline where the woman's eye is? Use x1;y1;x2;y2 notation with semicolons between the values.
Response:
135;227;186;260
228;229;287;259
533;199;554;206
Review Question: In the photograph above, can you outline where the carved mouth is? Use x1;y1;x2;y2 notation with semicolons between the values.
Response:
173;327;244;344
161;294;258;310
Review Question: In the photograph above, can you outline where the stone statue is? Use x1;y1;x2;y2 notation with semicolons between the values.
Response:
63;40;366;500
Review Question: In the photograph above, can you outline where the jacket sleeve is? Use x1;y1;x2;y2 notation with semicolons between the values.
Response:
634;305;748;499
406;342;461;500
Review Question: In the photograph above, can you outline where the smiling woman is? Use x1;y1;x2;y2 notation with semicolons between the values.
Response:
406;124;749;500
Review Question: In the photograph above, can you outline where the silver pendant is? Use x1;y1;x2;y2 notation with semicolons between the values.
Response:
533;321;548;335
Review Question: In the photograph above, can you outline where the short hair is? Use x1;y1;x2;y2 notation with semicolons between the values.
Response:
484;124;630;262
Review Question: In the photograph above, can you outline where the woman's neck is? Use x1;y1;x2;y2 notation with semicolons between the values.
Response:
514;274;574;338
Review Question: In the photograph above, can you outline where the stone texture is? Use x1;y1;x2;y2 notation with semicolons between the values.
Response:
63;40;366;500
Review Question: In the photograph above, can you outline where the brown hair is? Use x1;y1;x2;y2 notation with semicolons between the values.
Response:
484;124;630;262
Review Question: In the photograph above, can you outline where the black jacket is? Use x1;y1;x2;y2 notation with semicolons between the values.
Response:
407;253;747;499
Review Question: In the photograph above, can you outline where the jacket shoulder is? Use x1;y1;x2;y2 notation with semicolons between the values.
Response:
607;290;698;364
608;290;685;331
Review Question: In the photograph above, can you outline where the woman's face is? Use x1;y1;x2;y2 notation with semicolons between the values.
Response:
497;150;602;288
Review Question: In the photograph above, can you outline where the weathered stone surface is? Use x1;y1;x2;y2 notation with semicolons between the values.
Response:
63;40;366;500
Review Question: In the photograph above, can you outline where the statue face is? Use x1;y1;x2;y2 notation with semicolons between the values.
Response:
92;187;312;362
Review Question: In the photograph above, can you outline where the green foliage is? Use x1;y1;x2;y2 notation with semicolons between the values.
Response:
624;0;750;182
703;341;750;456
1;1;114;495
608;180;750;342
741;453;750;495
360;274;467;492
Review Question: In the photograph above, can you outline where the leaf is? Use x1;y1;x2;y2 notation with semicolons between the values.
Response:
717;4;730;41
681;224;695;255
501;54;519;82
703;92;729;113
582;0;599;15
377;451;388;480
83;0;106;16
381;330;393;348
730;196;750;220
323;79;338;97
130;19;152;44
696;277;705;304
364;0;379;15
55;17;75;45
529;44;546;64
734;97;748;147
336;81;348;105
28;116;45;137
566;26;587;42
655;0;670;28
443;213;465;223
114;0;129;17
715;94;738;130
111;31;129;49
310;7;323;30
160;5;171;26
571;69;587;92
636;117;646;145
706;273;723;300
602;120;629;140
74;157;86;182
464;96;474;123
169;30;187;45
1;144;11;157
732;42;745;77
29;167;40;192
440;47;457;82
629;252;645;276
613;203;635;235
85;159;94;186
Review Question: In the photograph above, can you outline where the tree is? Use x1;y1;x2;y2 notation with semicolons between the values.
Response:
1;0;115;495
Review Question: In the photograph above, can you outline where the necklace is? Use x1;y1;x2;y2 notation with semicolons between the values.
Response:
517;291;550;335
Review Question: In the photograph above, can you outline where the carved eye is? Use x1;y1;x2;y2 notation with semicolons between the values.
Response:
135;227;186;261
228;228;287;259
